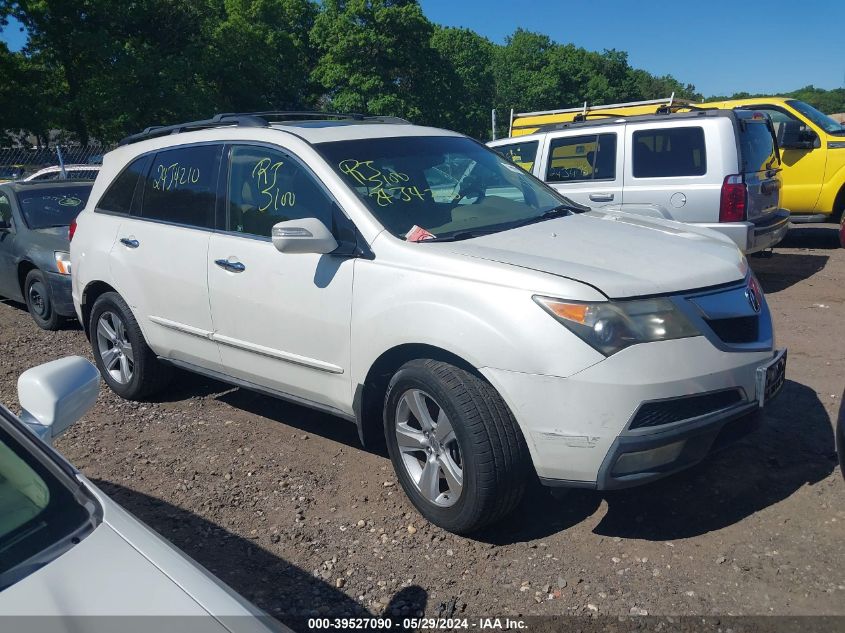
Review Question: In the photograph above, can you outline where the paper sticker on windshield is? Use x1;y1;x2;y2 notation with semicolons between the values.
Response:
502;162;523;174
405;225;435;242
59;196;83;206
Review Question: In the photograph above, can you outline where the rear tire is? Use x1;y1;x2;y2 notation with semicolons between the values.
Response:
89;291;171;400
24;269;61;330
384;359;529;534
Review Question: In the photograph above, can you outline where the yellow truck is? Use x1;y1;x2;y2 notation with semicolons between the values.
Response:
509;96;845;224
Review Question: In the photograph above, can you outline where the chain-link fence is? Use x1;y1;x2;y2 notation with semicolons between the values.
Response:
0;144;113;182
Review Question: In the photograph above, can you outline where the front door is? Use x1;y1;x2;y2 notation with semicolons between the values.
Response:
0;192;20;300
207;144;354;415
538;128;624;208
108;144;224;369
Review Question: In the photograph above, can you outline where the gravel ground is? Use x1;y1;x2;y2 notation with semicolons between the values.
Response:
0;224;843;628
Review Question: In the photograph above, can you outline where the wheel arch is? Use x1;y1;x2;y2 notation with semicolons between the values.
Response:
833;181;845;225
16;259;37;296
80;280;119;339
353;343;485;450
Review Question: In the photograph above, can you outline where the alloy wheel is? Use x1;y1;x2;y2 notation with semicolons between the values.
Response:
394;389;463;507
96;311;134;384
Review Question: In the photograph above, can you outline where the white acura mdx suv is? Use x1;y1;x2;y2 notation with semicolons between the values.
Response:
70;112;786;534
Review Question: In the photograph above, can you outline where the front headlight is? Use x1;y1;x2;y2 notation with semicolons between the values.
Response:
534;295;700;356
54;251;71;275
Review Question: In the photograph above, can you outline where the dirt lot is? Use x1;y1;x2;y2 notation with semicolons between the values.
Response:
1;224;844;627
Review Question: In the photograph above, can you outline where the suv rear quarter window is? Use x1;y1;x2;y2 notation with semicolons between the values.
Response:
633;127;706;178
97;156;149;214
139;145;222;228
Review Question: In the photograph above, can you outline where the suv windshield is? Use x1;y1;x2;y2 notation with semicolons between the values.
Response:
0;409;96;589
17;185;92;230
317;136;575;241
787;100;845;136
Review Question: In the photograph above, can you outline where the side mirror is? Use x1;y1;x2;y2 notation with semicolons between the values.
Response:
777;120;818;150
18;356;100;444
272;217;338;255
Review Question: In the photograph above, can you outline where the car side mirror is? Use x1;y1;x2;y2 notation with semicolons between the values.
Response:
272;217;338;255
777;120;819;150
18;356;100;444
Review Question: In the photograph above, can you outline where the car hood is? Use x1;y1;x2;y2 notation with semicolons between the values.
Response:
28;225;70;252
445;210;746;298
0;522;229;620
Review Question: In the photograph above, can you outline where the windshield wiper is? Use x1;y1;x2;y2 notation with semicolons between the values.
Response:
422;228;503;242
504;204;581;230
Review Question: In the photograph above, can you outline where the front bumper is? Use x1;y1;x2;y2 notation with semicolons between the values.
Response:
693;209;790;254
45;270;75;316
482;336;780;485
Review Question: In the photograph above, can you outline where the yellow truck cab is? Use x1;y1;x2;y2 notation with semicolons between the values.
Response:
509;96;845;224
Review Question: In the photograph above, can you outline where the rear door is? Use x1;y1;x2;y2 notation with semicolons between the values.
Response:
736;112;782;223
108;143;224;370
537;126;623;208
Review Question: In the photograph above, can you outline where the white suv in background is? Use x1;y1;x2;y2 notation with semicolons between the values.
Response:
71;112;786;533
488;109;790;254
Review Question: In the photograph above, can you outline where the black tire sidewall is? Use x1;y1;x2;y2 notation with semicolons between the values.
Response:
24;269;59;330
384;362;486;532
89;292;148;399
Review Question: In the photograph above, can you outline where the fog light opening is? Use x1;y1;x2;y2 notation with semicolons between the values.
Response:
611;440;686;476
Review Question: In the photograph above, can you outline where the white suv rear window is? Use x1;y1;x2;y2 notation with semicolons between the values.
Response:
632;127;706;178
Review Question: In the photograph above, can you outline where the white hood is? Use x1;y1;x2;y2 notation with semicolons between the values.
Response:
446;210;746;298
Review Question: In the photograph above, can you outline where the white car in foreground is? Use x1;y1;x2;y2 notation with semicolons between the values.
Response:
71;113;786;533
0;356;284;632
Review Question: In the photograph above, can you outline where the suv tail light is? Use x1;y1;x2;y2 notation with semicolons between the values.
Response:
69;218;77;241
719;175;747;223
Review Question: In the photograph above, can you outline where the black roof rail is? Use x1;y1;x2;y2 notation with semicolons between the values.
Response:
118;111;410;146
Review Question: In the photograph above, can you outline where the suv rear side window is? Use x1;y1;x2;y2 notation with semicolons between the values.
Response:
633;127;706;178
546;134;616;183
139;145;222;228
494;140;539;172
97;156;148;214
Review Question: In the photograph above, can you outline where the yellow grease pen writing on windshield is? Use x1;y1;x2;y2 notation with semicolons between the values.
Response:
338;159;427;206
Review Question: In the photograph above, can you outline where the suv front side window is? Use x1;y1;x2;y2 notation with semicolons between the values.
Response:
138;145;222;229
633;127;706;178
226;145;335;239
546;134;616;183
493;140;539;172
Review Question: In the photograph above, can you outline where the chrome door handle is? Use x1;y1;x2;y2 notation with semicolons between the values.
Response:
589;193;614;202
214;258;245;273
119;237;139;248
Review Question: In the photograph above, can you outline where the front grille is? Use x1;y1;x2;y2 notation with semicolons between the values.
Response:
705;315;759;344
630;390;744;430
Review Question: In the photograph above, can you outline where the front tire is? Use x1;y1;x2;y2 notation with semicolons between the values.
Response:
89;291;170;400
384;359;529;534
24;269;60;330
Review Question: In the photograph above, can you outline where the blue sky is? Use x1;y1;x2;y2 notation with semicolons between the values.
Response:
2;1;843;97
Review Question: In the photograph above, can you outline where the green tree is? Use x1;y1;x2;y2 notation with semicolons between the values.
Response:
210;0;318;113
429;26;495;139
310;0;440;121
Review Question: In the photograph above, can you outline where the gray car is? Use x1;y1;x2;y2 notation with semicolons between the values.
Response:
0;356;286;632
0;180;91;329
